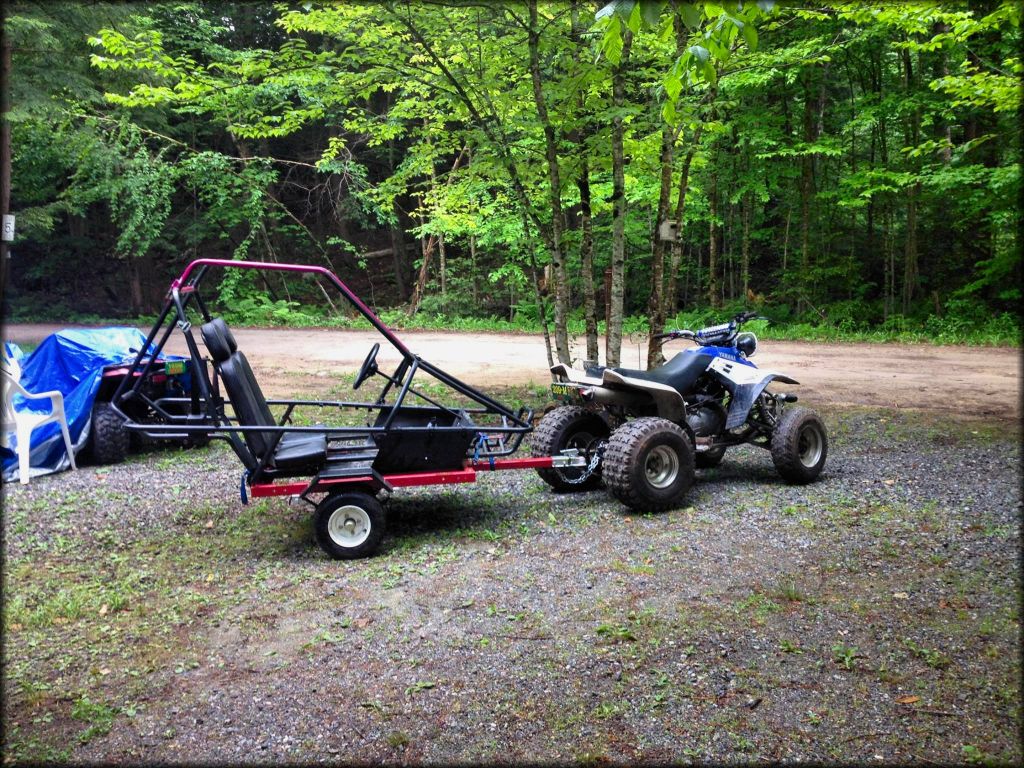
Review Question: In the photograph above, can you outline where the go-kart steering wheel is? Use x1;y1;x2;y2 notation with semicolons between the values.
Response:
353;343;380;390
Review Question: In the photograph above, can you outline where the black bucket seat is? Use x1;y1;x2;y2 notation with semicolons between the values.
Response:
201;318;327;472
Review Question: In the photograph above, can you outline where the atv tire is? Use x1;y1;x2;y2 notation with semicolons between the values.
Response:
90;403;130;465
695;445;727;469
603;417;694;512
770;406;828;484
531;406;609;492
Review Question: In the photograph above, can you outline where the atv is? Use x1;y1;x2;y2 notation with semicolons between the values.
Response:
531;311;828;511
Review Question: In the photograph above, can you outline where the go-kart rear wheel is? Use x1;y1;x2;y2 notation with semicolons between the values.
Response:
89;403;129;465
531;406;609;492
603;417;694;512
314;491;386;559
770;406;828;484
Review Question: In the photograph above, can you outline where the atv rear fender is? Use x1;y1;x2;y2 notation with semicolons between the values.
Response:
550;364;686;422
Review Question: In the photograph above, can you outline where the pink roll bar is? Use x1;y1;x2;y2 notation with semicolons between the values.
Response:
171;258;410;355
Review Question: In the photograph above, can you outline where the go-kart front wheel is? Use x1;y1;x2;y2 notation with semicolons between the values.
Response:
314;491;386;559
603;417;694;512
531;406;610;492
770;406;828;484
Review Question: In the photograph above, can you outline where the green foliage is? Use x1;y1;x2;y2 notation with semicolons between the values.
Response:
2;0;1019;351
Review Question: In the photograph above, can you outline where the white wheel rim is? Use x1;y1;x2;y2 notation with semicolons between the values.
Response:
798;425;823;468
327;505;371;548
645;445;679;489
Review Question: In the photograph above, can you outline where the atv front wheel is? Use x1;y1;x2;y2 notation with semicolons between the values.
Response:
90;403;129;465
770;406;828;484
603;417;694;512
314;491;386;559
531;406;609;492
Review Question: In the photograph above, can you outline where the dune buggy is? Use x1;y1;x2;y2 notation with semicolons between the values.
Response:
108;258;586;559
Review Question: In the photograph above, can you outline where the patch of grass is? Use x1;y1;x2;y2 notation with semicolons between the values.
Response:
404;680;436;695
831;643;861;671
778;638;803;654
904;639;952;670
772;579;806;604
71;695;118;744
386;731;410;749
736;592;782;622
595;622;637;643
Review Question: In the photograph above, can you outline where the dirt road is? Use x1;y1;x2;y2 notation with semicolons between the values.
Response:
6;323;1020;419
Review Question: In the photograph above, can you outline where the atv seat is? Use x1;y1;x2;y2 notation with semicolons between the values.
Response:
201;318;327;473
614;350;713;396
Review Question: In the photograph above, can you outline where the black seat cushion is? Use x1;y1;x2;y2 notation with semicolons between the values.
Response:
200;317;326;471
274;432;328;469
614;351;713;395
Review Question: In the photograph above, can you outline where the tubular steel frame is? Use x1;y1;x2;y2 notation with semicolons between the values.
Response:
109;259;554;497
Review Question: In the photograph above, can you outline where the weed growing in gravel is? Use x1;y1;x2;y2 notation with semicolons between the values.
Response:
904;639;952;670
831;644;861;670
778;639;803;654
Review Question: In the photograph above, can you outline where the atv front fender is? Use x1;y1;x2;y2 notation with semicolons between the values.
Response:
706;357;799;429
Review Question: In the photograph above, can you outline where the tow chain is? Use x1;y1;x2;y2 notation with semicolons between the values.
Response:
563;441;605;485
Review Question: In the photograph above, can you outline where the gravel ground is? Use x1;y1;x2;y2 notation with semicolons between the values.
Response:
1;405;1020;764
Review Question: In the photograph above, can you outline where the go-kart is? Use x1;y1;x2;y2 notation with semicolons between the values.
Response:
109;259;586;559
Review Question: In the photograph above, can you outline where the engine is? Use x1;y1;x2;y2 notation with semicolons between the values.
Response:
685;401;727;437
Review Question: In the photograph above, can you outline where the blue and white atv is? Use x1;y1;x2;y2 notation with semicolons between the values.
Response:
531;311;828;511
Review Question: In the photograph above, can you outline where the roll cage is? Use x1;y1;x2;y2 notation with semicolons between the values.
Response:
109;259;533;487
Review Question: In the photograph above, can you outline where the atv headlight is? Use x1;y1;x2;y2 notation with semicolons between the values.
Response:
736;332;757;358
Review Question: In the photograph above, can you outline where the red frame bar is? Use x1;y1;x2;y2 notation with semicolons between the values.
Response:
247;457;557;499
469;456;554;471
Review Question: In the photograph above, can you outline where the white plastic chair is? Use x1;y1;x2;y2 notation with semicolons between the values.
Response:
2;357;77;484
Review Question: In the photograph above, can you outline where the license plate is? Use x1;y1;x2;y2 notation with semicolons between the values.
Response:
164;360;186;376
551;383;582;403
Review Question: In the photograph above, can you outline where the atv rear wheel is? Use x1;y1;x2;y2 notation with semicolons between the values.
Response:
603;417;694;512
531;406;609;492
695;445;727;469
90;403;129;465
770;406;828;484
314;491;386;559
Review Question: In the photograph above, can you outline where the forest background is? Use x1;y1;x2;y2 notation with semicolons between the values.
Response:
1;0;1019;368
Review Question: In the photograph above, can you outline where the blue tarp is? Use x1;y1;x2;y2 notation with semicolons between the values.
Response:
2;327;157;482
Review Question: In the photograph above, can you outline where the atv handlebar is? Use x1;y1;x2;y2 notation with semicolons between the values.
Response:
656;311;766;347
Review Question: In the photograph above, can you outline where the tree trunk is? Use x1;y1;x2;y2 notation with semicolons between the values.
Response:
741;193;751;301
410;228;435;315
901;48;921;315
438;231;446;300
572;4;598;364
799;76;814;310
577;154;599;364
665;125;703;316
606;29;633;368
389;205;407;301
128;257;143;315
707;167;720;309
469;233;478;307
646;123;674;369
407;146;467;315
528;0;571;364
522;209;554;368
